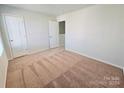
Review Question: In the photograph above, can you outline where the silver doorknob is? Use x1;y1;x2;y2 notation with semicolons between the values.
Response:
10;40;13;42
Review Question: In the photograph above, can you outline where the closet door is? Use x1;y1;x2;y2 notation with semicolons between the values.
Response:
49;21;59;48
4;15;27;58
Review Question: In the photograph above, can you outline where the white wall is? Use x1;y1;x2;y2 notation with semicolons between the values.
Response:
0;5;55;59
0;32;8;88
58;5;124;68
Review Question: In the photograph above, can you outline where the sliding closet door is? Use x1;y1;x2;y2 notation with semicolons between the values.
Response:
4;15;27;58
49;21;59;48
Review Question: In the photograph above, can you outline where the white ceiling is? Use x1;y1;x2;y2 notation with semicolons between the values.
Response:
6;4;92;16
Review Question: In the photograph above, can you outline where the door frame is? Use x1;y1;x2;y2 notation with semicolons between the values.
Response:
57;17;66;48
58;21;65;48
1;13;28;60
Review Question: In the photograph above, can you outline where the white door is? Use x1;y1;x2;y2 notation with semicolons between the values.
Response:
49;21;59;48
4;15;27;58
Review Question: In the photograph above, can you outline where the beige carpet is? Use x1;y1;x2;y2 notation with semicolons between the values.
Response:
6;48;124;88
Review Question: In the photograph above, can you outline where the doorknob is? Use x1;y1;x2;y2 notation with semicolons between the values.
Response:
10;40;13;42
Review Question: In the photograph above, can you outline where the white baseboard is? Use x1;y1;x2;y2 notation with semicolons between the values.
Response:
8;48;50;61
27;48;49;55
66;48;123;70
8;57;13;61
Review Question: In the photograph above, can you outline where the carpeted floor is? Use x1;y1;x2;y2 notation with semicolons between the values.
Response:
6;48;124;88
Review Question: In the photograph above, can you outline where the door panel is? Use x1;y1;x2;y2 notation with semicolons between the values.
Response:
49;21;59;48
4;15;27;58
